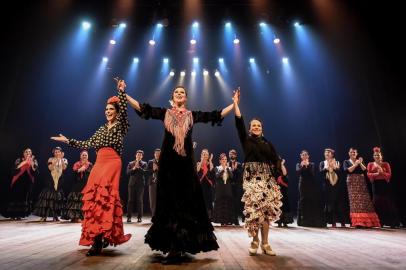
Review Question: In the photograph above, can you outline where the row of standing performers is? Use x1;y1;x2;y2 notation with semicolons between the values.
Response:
3;145;400;230
2;147;91;222
297;147;400;228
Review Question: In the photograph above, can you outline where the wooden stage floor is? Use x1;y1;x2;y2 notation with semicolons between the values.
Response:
0;216;405;270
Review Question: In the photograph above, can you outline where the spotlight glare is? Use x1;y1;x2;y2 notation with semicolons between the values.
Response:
169;71;175;77
163;58;169;63
193;57;199;63
190;39;197;45
249;58;255;63
149;39;156;45
180;71;186;76
157;23;163;28
82;21;91;30
214;71;220;77
203;70;209;76
225;22;231;27
102;57;108;62
259;22;266;27
119;23;127;28
273;38;280;44
233;38;240;44
294;21;300;27
109;39;116;45
191;71;196;76
282;57;289;64
133;57;139;63
192;22;199;28
218;58;224;63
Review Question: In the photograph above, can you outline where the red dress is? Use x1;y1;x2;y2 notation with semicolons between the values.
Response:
68;88;131;246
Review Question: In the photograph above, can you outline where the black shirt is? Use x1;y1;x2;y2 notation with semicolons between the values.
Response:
235;116;279;164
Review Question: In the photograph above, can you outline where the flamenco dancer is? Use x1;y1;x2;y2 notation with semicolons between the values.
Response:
233;89;283;256
126;85;237;262
51;79;131;256
4;148;38;220
63;150;93;222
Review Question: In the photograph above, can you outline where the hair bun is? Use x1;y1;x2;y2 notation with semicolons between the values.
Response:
373;147;381;153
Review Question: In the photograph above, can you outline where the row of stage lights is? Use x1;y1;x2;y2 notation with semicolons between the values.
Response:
82;20;302;46
102;56;289;64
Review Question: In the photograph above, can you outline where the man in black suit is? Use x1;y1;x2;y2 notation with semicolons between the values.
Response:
127;150;147;223
147;148;161;217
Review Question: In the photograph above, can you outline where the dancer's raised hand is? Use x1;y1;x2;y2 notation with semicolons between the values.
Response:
115;78;126;92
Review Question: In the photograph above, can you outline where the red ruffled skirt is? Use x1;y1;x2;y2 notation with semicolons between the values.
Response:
79;147;131;246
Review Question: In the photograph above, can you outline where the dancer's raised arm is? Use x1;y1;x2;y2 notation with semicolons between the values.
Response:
126;93;141;112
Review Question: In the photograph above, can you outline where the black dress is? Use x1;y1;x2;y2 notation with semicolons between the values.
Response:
136;104;220;254
319;161;349;225
62;161;93;220
3;158;38;218
196;163;215;219
296;162;326;227
274;171;294;226
212;166;238;225
33;158;67;218
229;160;244;221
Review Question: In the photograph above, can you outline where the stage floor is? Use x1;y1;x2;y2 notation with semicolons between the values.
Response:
0;216;405;270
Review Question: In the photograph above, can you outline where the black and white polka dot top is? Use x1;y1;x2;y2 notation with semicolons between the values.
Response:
68;88;129;155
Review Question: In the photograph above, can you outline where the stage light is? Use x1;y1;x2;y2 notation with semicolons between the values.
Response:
163;58;169;63
282;57;289;64
191;71;196;76
180;71;186;76
193;57;199;63
157;23;163;28
169;71;175;76
225;22;231;27
214;70;220;77
203;70;209;76
133;57;139;63
102;57;108;62
259;22;266;27
149;39;156;45
192;22;199;28
294;21;300;27
82;21;91;30
249;58;255;63
218;58;224;63
233;38;240;44
110;39;116;45
119;23;127;28
273;37;280;44
190;39;197;45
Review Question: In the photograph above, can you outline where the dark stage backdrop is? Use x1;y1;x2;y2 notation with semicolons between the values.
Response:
1;1;405;223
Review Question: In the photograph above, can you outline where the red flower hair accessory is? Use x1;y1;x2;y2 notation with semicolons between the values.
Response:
373;147;381;153
107;96;120;104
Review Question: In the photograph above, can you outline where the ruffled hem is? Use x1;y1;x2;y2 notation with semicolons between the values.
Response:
350;213;381;227
275;212;294;224
242;163;283;237
79;182;131;246
33;189;65;217
3;201;31;218
62;192;84;220
212;199;238;224
145;213;219;254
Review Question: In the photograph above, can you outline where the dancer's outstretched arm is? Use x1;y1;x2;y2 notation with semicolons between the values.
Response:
126;94;141;112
